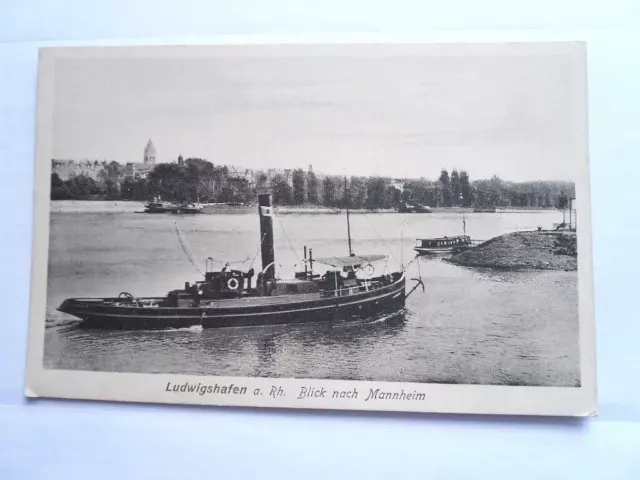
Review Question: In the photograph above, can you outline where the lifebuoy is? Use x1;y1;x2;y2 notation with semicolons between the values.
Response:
362;264;375;276
227;277;240;290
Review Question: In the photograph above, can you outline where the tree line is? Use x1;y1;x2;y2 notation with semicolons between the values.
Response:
51;158;575;210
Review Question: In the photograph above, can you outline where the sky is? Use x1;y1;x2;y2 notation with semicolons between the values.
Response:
52;43;586;182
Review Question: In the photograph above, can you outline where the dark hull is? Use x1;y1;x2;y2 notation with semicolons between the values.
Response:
414;246;470;255
144;203;179;214
59;274;406;330
174;209;202;215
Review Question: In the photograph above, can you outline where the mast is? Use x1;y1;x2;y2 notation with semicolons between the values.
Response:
258;193;275;279
344;177;353;257
460;193;466;236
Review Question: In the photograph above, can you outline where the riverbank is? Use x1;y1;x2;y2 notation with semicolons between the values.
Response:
50;200;559;215
276;206;396;215
49;200;399;215
448;231;577;271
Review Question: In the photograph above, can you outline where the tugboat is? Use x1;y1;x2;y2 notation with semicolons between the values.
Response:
58;193;421;330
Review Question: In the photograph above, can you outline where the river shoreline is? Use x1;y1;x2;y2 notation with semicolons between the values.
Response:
50;199;561;215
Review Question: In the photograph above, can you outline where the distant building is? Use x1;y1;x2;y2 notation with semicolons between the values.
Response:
52;139;158;182
51;159;107;181
144;139;156;165
390;179;405;192
283;169;293;188
130;139;157;179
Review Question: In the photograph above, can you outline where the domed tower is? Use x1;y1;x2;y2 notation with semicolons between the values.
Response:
144;139;156;165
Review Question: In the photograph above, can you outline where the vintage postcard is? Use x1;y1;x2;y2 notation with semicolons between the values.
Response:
25;42;596;416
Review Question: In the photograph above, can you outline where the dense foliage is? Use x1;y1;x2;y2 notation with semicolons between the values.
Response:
51;158;575;210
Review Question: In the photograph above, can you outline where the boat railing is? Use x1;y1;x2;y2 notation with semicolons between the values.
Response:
329;279;386;298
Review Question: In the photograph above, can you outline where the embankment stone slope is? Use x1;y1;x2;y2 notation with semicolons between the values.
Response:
448;231;577;271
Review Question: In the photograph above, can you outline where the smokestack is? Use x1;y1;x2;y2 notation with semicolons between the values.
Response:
258;193;275;279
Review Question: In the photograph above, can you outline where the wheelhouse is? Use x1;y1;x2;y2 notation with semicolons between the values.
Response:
416;235;471;249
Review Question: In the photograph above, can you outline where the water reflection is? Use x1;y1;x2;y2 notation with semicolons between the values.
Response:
326;310;408;344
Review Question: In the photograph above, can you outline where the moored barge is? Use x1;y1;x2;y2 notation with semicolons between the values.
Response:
414;235;472;255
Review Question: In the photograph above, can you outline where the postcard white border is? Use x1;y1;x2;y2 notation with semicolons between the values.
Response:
25;42;597;417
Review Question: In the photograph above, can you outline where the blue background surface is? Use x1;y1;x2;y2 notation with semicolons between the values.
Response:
1;1;639;478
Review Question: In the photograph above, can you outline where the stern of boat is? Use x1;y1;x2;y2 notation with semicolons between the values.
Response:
57;298;109;319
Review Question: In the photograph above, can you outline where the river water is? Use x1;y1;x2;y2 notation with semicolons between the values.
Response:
44;202;580;387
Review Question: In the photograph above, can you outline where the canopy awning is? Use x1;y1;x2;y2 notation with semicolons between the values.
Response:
313;254;387;268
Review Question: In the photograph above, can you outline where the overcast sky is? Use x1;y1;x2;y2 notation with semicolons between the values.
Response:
52;43;585;181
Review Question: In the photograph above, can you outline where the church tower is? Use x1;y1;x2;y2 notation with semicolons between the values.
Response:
144;139;156;165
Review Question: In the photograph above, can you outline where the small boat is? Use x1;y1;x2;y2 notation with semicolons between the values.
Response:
143;202;180;214
398;202;432;213
412;205;432;213
58;191;423;330
143;197;180;214
143;201;167;213
175;202;203;214
414;235;472;256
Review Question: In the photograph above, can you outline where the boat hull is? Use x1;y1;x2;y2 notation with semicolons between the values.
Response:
414;247;456;255
58;274;406;330
175;209;202;214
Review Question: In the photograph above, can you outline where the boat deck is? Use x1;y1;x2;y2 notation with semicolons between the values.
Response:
82;278;395;309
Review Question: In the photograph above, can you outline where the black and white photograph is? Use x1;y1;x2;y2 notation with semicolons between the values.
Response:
25;42;596;415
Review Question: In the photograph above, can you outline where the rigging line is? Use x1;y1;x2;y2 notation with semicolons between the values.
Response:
361;213;400;266
204;231;260;265
277;217;302;265
206;255;254;265
186;221;253;266
249;233;266;269
175;221;253;268
174;221;204;276
402;253;421;272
